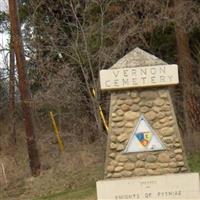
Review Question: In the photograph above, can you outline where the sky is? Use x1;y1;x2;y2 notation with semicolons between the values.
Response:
0;0;7;11
0;0;8;69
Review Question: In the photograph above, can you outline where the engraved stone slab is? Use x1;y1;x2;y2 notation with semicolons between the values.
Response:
100;64;179;90
97;173;200;200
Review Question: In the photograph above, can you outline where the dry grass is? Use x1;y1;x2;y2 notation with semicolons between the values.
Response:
0;122;105;200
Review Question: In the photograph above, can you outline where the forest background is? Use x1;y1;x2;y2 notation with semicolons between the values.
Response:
0;0;200;199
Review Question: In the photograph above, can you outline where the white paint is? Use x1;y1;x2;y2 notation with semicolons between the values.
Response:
124;115;165;153
100;64;179;90
96;173;200;200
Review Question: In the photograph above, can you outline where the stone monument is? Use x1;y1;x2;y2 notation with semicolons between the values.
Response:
96;48;200;200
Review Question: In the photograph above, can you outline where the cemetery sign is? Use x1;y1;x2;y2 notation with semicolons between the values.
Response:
100;64;179;90
96;48;200;200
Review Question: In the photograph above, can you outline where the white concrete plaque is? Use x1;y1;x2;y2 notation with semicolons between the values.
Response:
96;173;200;200
100;64;179;90
124;115;165;153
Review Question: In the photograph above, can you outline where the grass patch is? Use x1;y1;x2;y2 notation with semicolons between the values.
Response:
188;153;200;172
35;183;96;200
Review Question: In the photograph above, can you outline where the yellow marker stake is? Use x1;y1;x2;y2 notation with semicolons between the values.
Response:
92;89;109;133
99;105;109;133
49;111;64;151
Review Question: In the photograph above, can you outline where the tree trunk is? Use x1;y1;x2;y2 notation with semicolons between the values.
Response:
174;0;200;139
9;35;16;144
8;0;41;176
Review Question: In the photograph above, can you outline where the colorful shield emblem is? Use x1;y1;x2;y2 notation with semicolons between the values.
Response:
136;132;153;147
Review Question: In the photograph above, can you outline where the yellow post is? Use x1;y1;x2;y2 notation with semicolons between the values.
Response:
92;89;109;133
49;111;64;151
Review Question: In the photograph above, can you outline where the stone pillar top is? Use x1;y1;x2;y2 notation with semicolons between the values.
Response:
111;47;166;69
